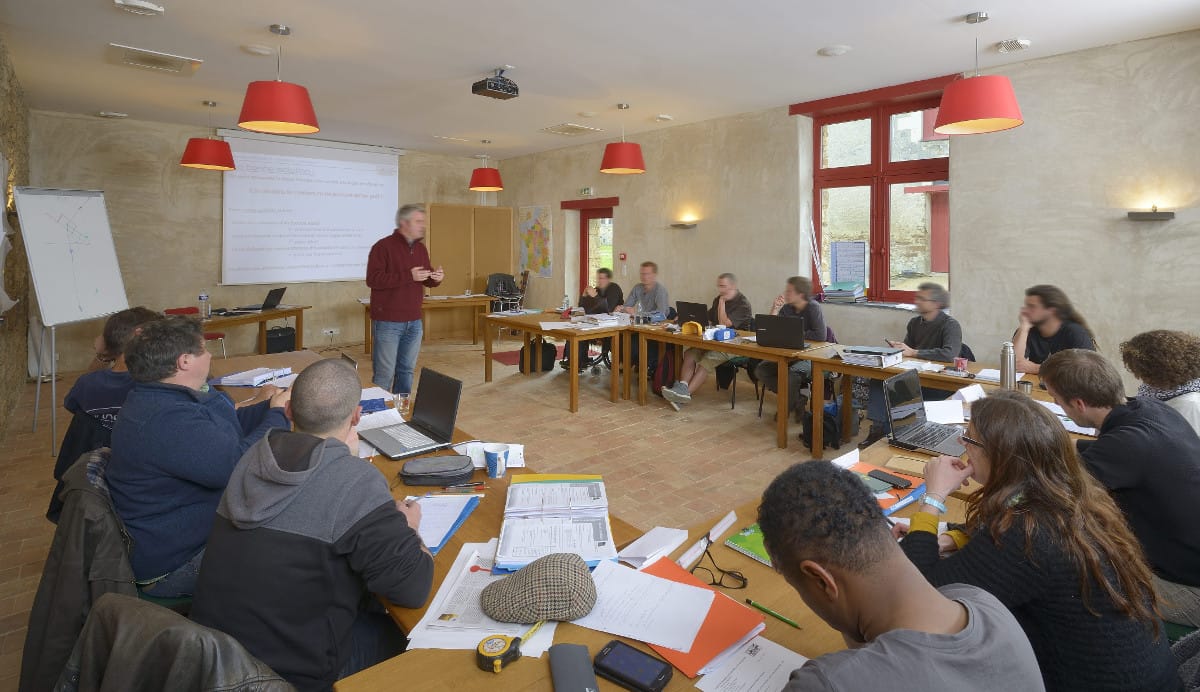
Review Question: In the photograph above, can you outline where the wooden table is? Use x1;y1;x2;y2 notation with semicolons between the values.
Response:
624;325;827;449
203;306;311;355
802;346;1054;458
363;295;496;354
337;466;966;691
481;312;624;413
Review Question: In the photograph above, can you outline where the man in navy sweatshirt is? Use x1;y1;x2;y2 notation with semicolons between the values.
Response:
107;316;289;597
1042;348;1200;627
192;358;433;691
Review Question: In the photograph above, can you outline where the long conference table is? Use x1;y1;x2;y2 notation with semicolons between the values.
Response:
362;294;496;354
210;350;976;691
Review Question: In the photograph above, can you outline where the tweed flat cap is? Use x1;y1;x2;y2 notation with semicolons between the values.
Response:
480;553;597;624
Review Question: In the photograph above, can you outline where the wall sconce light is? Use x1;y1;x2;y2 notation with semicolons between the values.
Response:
669;221;698;229
1127;204;1175;221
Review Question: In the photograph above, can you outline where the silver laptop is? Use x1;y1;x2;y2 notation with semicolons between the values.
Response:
883;369;966;456
358;368;461;459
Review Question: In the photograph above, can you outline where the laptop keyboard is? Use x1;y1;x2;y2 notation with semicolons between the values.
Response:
905;424;957;448
383;425;435;448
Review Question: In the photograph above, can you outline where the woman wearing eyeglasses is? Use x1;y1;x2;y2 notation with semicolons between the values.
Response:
898;390;1180;692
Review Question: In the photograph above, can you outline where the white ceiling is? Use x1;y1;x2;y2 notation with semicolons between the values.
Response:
2;0;1199;160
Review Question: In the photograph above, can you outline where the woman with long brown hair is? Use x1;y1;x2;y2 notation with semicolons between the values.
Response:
899;391;1180;692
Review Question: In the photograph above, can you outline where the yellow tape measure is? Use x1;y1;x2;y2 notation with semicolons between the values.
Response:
475;620;545;673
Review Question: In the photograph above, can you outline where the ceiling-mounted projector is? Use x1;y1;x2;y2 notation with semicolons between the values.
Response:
472;67;518;100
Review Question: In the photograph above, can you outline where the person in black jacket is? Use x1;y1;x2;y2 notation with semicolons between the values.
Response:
191;359;434;691
1042;348;1200;628
561;267;624;372
899;391;1180;692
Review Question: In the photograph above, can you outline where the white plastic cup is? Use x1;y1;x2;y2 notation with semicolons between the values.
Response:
483;443;509;478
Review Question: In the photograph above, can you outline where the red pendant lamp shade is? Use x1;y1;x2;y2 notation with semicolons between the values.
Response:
180;138;235;170
238;80;320;134
934;75;1023;135
600;141;645;175
469;166;504;192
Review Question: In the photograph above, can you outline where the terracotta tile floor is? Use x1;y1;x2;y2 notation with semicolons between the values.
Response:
0;336;865;688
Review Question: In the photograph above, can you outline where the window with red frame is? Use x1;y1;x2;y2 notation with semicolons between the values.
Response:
795;79;952;303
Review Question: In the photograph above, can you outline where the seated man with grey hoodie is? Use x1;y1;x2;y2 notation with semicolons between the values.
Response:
191;359;434;692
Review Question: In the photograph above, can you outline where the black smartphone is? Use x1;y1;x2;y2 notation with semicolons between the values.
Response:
593;640;673;692
868;468;912;489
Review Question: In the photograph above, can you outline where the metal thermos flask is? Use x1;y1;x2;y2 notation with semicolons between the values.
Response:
1000;341;1016;390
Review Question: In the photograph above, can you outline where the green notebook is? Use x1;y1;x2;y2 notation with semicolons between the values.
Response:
724;524;772;567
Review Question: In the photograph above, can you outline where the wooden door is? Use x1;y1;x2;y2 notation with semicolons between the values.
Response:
471;207;514;294
426;204;474;338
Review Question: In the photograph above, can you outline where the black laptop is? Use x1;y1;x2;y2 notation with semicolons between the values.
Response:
358;368;462;459
234;287;286;312
675;301;709;326
755;313;807;349
882;369;966;456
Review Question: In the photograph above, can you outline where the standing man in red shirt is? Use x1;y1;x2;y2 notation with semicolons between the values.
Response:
366;204;443;395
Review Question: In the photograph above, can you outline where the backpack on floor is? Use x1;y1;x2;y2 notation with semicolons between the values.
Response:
518;341;558;373
651;344;677;397
802;400;844;450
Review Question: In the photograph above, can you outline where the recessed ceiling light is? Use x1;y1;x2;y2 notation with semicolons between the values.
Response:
817;44;853;57
578;111;597;118
432;135;471;143
113;0;164;16
97;111;129;119
654;114;674;122
241;44;274;56
996;38;1033;53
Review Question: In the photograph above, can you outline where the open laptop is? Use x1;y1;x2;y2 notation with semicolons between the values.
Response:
755;313;806;349
675;301;709;326
234;287;286;312
358;368;462;459
882;369;966;456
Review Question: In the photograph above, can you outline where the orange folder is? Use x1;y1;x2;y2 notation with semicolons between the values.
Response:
642;557;765;678
849;461;924;513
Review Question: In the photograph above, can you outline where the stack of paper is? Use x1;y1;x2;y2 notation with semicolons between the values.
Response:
213;367;292;387
618;526;689;569
975;369;1027;383
896;360;945;373
494;475;618;571
823;281;866;303
407;540;557;657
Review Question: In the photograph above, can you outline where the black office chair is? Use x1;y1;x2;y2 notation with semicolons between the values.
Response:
485;273;524;312
960;343;976;362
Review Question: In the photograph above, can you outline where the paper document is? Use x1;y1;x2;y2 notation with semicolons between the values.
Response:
829;448;859;470
924;400;965;425
697;636;809;692
354;408;405;459
406;541;557;657
896;360;945;372
952;383;986;403
452;441;526;469
357;297;370;305
975;369;1027;383
271;373;299;388
504;477;608;517
1036;401;1098;436
572;560;715;652
405;494;480;554
361;386;392;401
214;367;292;387
538;321;573;330
890;516;950;535
619;527;689;569
677;510;737;569
495;516;618;569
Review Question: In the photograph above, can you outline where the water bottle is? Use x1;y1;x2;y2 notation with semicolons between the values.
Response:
198;290;211;319
561;294;571;310
1000;341;1016;390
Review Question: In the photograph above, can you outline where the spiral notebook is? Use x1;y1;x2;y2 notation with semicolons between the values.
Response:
723;524;772;567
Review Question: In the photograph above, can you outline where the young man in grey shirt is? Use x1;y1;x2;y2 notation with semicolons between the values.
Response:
758;462;1044;692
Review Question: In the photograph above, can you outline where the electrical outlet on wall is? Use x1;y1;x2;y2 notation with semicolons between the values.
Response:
322;328;339;336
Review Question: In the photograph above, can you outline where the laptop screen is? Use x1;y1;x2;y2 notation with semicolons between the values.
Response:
883;369;927;437
262;287;286;309
411;368;462;441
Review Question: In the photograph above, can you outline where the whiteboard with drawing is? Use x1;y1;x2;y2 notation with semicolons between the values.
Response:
13;187;129;327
